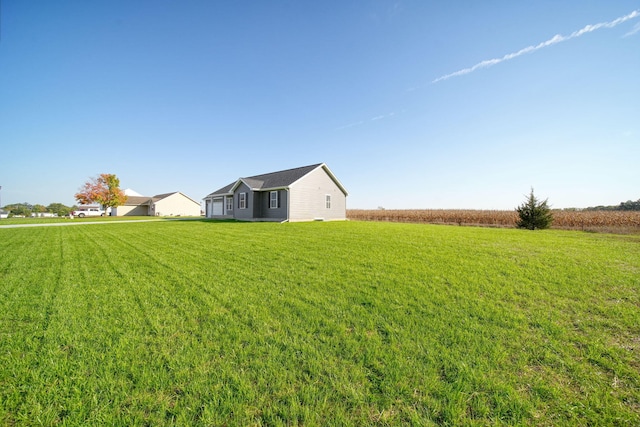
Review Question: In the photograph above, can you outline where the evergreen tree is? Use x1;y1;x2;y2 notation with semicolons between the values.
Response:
516;188;553;230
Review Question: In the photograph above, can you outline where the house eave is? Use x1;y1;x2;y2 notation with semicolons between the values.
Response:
203;192;233;200
256;186;289;192
230;179;247;193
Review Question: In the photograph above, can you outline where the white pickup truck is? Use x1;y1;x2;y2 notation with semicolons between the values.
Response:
71;206;107;218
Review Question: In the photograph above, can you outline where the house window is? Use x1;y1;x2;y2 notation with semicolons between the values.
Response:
239;192;247;209
226;196;233;212
270;191;278;209
325;194;331;209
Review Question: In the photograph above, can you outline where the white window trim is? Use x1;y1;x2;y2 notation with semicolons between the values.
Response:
239;193;247;209
226;196;233;212
325;194;331;209
270;191;278;209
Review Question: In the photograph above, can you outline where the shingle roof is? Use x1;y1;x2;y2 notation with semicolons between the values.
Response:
206;182;236;197
245;163;324;189
122;196;152;206
153;192;177;200
205;163;324;197
152;192;201;205
122;192;200;206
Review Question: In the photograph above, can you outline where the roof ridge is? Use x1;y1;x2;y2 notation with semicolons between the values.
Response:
204;163;327;197
153;192;178;199
245;163;322;179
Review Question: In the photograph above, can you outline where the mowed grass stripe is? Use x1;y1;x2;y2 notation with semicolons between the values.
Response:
0;227;68;356
0;221;638;425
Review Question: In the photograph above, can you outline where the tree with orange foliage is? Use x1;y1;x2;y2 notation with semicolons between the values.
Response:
75;174;128;215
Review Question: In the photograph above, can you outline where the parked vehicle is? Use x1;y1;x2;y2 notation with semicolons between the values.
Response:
71;206;107;218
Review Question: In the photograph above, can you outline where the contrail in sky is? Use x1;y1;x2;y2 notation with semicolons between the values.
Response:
432;10;640;83
625;22;640;37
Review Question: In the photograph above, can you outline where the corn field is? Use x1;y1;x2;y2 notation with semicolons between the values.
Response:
347;209;640;233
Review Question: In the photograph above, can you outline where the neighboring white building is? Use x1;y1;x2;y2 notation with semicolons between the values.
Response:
113;192;201;217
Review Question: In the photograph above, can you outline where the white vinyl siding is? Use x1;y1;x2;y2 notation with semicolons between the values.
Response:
153;193;201;217
288;166;346;222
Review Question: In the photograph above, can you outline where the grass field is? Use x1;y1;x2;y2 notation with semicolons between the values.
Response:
1;220;639;425
0;216;189;225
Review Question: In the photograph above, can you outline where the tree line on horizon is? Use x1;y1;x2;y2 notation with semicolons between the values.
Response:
1;202;76;217
583;199;640;211
3;199;640;218
2;173;127;218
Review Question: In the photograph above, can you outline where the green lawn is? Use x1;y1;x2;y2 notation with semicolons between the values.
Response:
0;216;191;225
1;221;638;426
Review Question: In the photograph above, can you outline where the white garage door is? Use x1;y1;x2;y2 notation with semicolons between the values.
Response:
212;199;223;215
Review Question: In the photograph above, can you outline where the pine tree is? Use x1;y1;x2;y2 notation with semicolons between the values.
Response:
516;188;553;230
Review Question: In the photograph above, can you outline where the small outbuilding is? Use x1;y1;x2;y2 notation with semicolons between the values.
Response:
203;163;348;222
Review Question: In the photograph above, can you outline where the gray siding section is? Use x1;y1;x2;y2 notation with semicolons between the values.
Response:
207;186;288;221
233;182;254;220
205;196;233;219
257;190;288;220
289;166;347;221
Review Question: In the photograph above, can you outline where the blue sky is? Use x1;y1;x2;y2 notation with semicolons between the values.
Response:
1;1;639;209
